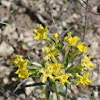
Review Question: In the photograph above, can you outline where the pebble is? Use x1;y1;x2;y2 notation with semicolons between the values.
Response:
19;94;26;99
0;42;14;57
77;95;90;100
3;77;9;84
0;66;11;78
91;71;98;81
93;91;99;99
0;97;4;100
25;78;35;95
1;0;11;7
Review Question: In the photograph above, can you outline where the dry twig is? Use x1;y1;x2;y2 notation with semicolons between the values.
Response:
46;0;55;24
57;0;75;33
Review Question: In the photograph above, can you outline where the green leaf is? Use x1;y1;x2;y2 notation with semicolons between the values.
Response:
27;54;32;61
57;42;64;51
59;92;65;97
31;62;41;67
54;16;58;21
59;85;64;91
64;0;68;4
11;10;18;16
65;84;68;99
47;25;51;29
50;37;55;43
41;60;46;67
20;82;49;89
45;88;49;100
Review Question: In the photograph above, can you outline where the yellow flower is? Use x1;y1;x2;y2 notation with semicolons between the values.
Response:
39;67;53;83
75;72;93;86
9;55;23;66
81;54;96;70
52;33;59;46
77;42;87;53
39;61;64;83
57;73;72;85
33;24;48;40
48;62;64;76
42;45;59;62
64;32;80;46
9;55;29;78
48;62;63;69
15;68;29;78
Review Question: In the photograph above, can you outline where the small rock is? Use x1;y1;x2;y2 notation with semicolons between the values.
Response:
0;96;4;100
23;37;33;42
25;78;35;95
0;7;10;21
52;92;64;100
18;33;24;41
92;6;98;13
0;66;11;78
62;22;66;28
27;41;34;47
70;85;79;95
57;1;64;5
58;53;63;62
11;77;17;82
77;95;90;100
19;94;26;99
1;0;11;7
0;42;14;57
3;26;18;40
22;45;29;50
29;52;40;62
20;0;29;8
39;93;45;99
91;71;98;81
52;93;57;100
3;77;9;84
93;91;99;99
93;78;100;86
36;89;42;94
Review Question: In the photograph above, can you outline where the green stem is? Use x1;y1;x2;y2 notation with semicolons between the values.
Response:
54;81;60;100
45;83;52;100
74;64;81;68
45;88;49;100
46;38;51;46
65;84;68;100
63;45;71;64
51;56;57;62
69;50;79;61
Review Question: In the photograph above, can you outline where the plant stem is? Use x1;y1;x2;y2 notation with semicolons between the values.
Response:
69;50;79;61
45;83;52;100
45;88;49;100
46;38;51;46
54;81;60;100
63;45;71;64
65;84;68;100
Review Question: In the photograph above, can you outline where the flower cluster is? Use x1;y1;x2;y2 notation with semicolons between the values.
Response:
42;45;59;62
64;32;87;53
52;33;59;46
33;24;48;40
10;24;96;87
64;32;80;46
39;61;72;85
9;55;29;78
81;54;95;70
75;72;93;86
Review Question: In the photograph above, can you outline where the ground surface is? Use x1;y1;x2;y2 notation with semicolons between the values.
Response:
0;0;100;100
